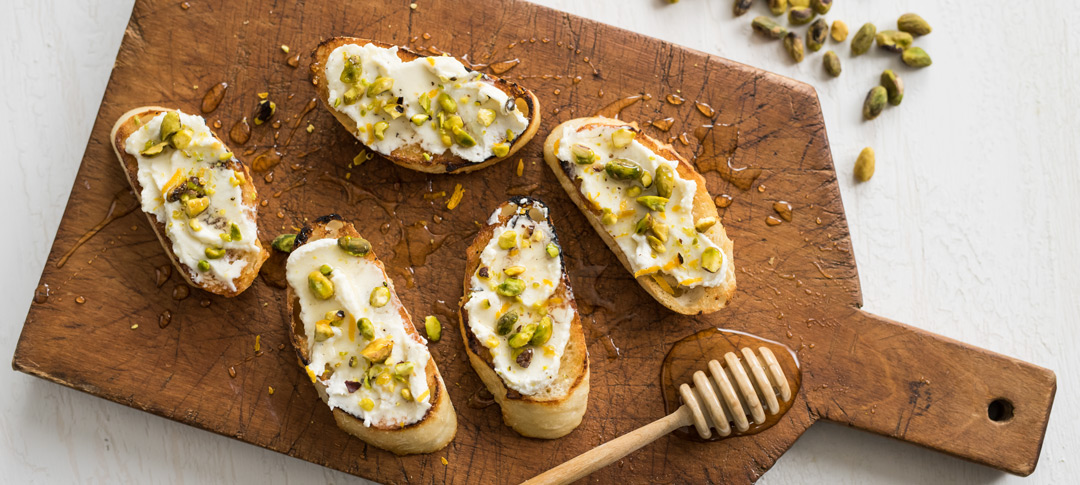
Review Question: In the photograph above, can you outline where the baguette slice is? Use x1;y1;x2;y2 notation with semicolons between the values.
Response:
310;37;541;173
286;215;456;455
460;198;589;439
111;107;267;297
543;117;736;315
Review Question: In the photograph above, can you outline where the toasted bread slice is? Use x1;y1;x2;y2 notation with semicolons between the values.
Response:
543;117;736;315
310;37;541;173
286;215;456;455
460;198;589;439
111;106;268;297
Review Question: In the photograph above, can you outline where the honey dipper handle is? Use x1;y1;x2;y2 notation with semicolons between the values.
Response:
522;405;694;485
813;309;1056;476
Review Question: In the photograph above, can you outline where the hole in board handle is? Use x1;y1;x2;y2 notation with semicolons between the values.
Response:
988;398;1014;422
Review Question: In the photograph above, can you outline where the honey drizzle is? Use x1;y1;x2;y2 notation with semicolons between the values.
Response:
56;189;139;268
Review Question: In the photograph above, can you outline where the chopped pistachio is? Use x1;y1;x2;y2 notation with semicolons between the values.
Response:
571;143;596;164
495;278;525;297
498;231;517;249
271;234;296;253
360;338;393;363
204;246;226;259
531;316;553;346
611;128;636;148
437;92;457;113
424;315;441;341
197;260;210;272
367;77;394;97
308;271;334;299
701;247;723;272
410;114;429;125
477;108;496;127
320;264;333;275
496;310;518;336
357;317;375;340
695;217;718;233
545;242;560;258
373;121;389;141
314;320;334;342
508;323;537;348
370;285;391;307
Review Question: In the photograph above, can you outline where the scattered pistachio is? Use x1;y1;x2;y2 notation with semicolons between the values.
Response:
655;164;675;198
611;128;635;149
492;142;510;158
205;246;226;259
601;208;618;225
504;266;526;277
650;220;669;242
876;30;913;53
545;242;560;258
831;20;849;42
496;278;525;297
897;13;932;36
343;86;362;105
314;320;334;342
367;77;394;97
823;50;842;77
902;47;932;68
634;213;654;234
605;159;643;180
140;141;169;157
170;128;193;149
183;196;209;217
477;108;496;127
810;0;831;14
320;264;333;275
357;317;375;340
229;222;242;241
424;315;441;342
783;32;805;62
253;100;276;125
695;217;718;233
863;86;887;120
626;186;642;198
197;260;210;272
531;316;553;346
807;18;828;52
701;247;723;273
880;70;904;106
160;111;182;140
855;147;875;182
768;0;787;16
732;0;753;16
788;7;815;25
340;56;362;83
370;285;391;307
437;92;457;113
646;235;667;254
508;323;538;348
498;231;517;249
271;233;296;253
637;196;669;212
326;310;345;324
401;388;414;401
373;121;388;141
563;145;594;167
514;347;533;368
751;16;788;40
640;170;653;188
851;23;877;56
348;356;358;368
360;398;375;411
496;310;518;336
452;127;476;147
411;114;429;125
790;0;808;6
337;235;372;256
394;361;414;380
360;338;393;363
308;270;334;299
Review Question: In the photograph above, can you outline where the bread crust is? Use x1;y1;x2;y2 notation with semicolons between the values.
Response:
459;198;589;439
542;117;737;315
286;215;456;455
309;36;541;174
110;106;268;297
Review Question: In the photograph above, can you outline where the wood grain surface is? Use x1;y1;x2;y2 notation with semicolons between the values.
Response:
11;0;1056;483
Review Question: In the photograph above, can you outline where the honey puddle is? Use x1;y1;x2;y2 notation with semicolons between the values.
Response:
650;117;675;132
201;82;228;113
390;221;447;288
692;124;761;191
489;59;520;75
56;189;139;268
229;117;252;144
594;93;652;119
661;328;800;441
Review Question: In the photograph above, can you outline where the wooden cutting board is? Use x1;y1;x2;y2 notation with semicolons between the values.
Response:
13;0;1056;482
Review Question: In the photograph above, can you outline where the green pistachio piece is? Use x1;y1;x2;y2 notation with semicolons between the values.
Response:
601;208;617;225
531;316;553;346
343;86;362;105
204;246;226;259
876;30;913;53
855;147;875;182
424;315;441;342
337;236;371;256
370;285;391;307
655;164;675;198
410;114;429;125
634;213;653;235
650;220;669;242
496;278;525;297
897;13;932;36
626;186;642;198
197;259;210;272
320;264;333;275
881;70;904;106
806;18;828;52
477;108;496;127
695;217;718;233
357;317;375;340
360;338;393;363
701;247;723;273
271;233;296;253
308;270;334;299
646;235;667;254
788;6;815;25
810;0;831;14
400;388;413;401
183;196;209;217
545;242;560;258
496;310;518;336
611;128;636;149
492;142;510;158
229;222;242;241
367;77;394;97
160;111;182;141
314;320;334;342
340;56;362;84
862;86;887;120
140;141;169;157
373;121;388;141
508;323;537;349
571;143;596;164
169;128;193;149
768;0;787;16
733;0;752;16
394;361;414;380
637;196;669;212
752;16;788;40
498;231;517;249
418;92;432;114
831;20;849;42
851;23;877;56
640;170;653;188
783;32;805;62
901;47;932;68
452;127;476;147
437;92;457;113
823;50;842;77
605;159;643;180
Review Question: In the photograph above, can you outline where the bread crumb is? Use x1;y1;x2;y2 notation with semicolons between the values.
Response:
268;386;275;395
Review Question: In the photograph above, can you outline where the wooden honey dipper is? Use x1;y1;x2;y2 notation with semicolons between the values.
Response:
523;346;796;485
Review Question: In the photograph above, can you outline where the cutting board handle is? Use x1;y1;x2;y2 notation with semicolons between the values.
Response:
809;309;1055;476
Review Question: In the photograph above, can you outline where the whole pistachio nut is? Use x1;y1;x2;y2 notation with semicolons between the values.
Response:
634;213;653;234
611;128;636;149
605;159;643;180
204;246;226;259
863;86;888;120
902;47;932;68
357;317;375;340
367;77;394;97
897;13;932;36
851;23;877;56
160;111;182;141
637;195;669;212
733;0;753;16
314;320;334;342
508;323;538;349
752;16;788;40
340;56;362;84
790;0;809;6
880;70;904;106
831;20;849;42
360;338;393;363
695;217;718;233
783;32;805;63
876;30;914;53
437;92;457;113
646;235;667;254
197;259;210;272
496;310;518;336
308;270;334;300
823;50;842;77
394;361;414;380
571;143;596;164
701;247;723;273
370;285;391;307
271;233;297;253
807;18;828;52
337;235;372;256
810;0;831;14
855;147;875;182
531;316;553;346
452;127;477;147
496;277;526;297
655;164;676;198
788;7;815;26
768;0;787;16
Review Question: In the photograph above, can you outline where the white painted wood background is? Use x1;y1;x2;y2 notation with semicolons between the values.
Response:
3;0;1077;483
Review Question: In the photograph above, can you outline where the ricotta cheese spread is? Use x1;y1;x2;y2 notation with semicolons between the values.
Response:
462;200;574;396
553;123;728;290
124;110;259;291
286;236;432;427
325;43;529;164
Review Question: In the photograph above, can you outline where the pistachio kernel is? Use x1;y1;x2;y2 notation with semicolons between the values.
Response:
170;128;194;150
626;186;642;198
348;356;358;368
477;108;496;127
197;259;211;272
601;208;618;225
437;92;457;113
655;164;676;198
319;264;333;275
863;86;887;120
496;310;519;336
545;242;560;258
806;18;828;52
768;0;787;16
373;121;389;141
253;100;276;125
369;285;391;307
634;213;654;234
508;323;538;348
229;222;242;241
452;127;477;147
424;315;442;342
783;32;805;62
504;266;526;276
337;235;372;256
410;114;429;125
611;128;636;149
823;50;842;77
495;278;526;297
343;86;362;105
308;271;334;299
855;147;875;182
492;142;510;158
340;56;362;84
701;247;723;273
367;77;394;97
184;196;209;217
498;231;517;249
640;170;654;188
418;92;433;114
647;235;667;254
897;13;932;37
752;16;788;40
733;0;752;16
326;310;346;324
401;388;414;401
810;0;831;14
650;220;669;242
360;338;393;363
159;111;182;141
637;195;669;212
354;317;375;340
876;30;913;53
881;70;904;106
204;246;226;259
605;159;643;180
901;47;932;68
271;233;296;253
531;316;553;346
394;361;414;380
831;20;849;42
788;6;815;25
314;320;334;342
851;23;877;56
571;143;596;164
695;217;718;233
140;141;169;157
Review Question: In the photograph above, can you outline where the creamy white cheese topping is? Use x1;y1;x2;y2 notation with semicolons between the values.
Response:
124;111;259;291
462;202;573;396
286;238;432;427
554;124;728;288
325;43;529;163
